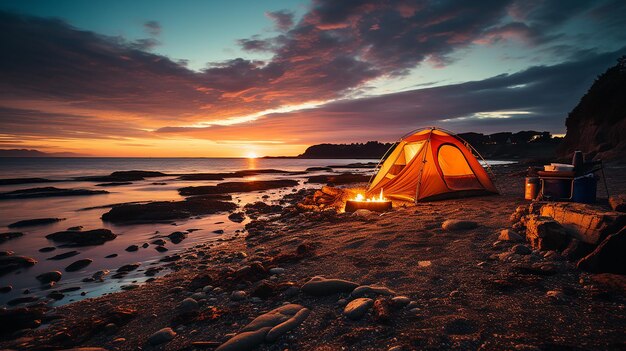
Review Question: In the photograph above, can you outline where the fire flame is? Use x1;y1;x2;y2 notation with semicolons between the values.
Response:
352;188;387;202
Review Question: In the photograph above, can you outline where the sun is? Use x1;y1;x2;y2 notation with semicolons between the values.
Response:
245;151;259;159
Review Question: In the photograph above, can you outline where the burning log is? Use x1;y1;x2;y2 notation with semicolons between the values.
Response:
344;189;392;213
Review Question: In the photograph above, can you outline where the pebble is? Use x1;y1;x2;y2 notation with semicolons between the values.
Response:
351;285;396;298
343;297;374;320
230;290;247;301
148;327;177;345
301;276;359;296
391;296;411;308
179;297;199;313
511;244;532;255
499;229;524;242
155;245;168;252
442;220;478;231
269;267;286;275
202;285;214;292
125;245;139;252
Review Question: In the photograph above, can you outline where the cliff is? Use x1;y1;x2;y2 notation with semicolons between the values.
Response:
559;56;626;161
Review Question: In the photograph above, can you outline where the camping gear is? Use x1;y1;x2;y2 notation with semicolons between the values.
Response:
525;177;539;200
367;127;498;202
572;150;584;172
544;163;575;172
572;174;597;203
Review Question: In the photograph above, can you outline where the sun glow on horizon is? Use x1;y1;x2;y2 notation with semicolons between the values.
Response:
246;151;259;159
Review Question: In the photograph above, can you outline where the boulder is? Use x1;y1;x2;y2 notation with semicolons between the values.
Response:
65;259;93;272
148;327;176;345
525;215;569;251
0;254;37;276
301;276;359;296
344;298;374;320
0;232;23;243
46;229;116;246
36;271;62;284
577;227;626;274
228;212;246;223
498;229;523;242
168;231;187;244
609;195;626;212
442;220;478;231
540;203;625;244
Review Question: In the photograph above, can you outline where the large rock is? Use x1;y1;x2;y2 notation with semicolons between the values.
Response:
577;227;626;274
0;232;23;243
351;285;396;298
525;215;569;251
540;203;625;244
498;229;523;242
344;298;374;320
301;276;359;296
0;187;107;200
0;254;37;276
102;198;237;224
609;195;626;212
216;304;309;350
8;217;65;228
46;229;116;246
65;259;93;272
179;180;299;196
36;271;62;284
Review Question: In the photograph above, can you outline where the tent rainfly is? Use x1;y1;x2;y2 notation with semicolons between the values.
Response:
366;127;498;202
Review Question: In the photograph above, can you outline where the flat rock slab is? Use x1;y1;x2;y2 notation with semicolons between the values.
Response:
216;304;310;350
0;232;23;243
301;276;359;296
179;180;299;196
307;173;371;185
344;298;374;320
65;259;93;272
8;218;65;228
0;187;107;200
101;198;237;224
46;229;116;246
540;203;626;244
442;220;478;231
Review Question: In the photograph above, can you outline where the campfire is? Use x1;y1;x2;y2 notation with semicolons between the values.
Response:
344;189;392;213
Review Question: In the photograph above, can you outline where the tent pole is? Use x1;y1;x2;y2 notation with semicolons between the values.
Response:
415;128;434;203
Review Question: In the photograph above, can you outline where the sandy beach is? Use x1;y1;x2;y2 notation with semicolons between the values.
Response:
1;161;624;351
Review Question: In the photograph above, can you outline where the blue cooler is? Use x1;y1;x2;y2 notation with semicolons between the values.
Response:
572;174;597;203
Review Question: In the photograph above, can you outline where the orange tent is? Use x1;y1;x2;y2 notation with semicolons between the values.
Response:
367;127;498;202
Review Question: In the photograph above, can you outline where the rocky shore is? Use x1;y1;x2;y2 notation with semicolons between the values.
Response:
1;162;625;350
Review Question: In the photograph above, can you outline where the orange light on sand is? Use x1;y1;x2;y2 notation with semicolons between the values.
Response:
351;188;387;202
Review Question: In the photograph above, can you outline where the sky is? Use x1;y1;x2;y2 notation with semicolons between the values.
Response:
0;0;625;157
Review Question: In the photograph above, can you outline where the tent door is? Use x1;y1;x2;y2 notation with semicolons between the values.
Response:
437;144;482;190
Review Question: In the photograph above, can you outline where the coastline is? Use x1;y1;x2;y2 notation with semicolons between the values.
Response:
1;162;625;350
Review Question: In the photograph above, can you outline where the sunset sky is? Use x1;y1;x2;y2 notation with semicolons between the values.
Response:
1;0;625;157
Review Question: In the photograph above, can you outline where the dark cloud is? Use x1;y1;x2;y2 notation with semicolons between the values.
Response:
265;10;294;31
156;48;625;142
0;0;625;146
144;20;161;36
